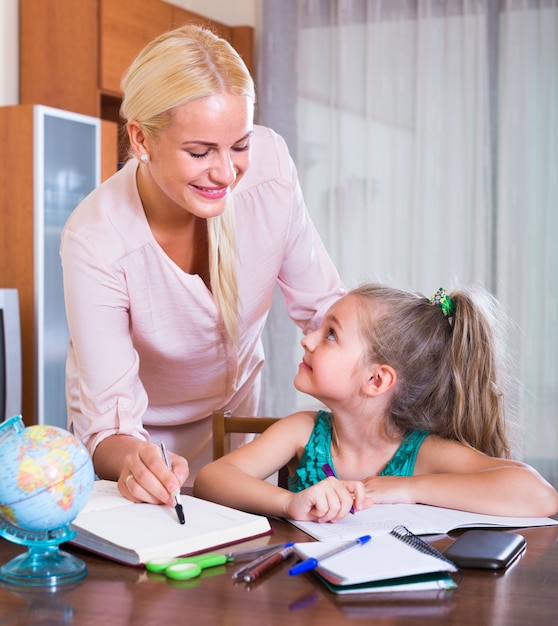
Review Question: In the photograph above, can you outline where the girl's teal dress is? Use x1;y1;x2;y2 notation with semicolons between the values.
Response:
288;409;429;492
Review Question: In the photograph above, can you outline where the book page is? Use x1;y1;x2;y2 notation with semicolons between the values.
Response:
78;480;133;513
289;503;558;541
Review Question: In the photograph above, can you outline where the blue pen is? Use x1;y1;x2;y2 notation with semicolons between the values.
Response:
322;463;355;514
289;535;372;576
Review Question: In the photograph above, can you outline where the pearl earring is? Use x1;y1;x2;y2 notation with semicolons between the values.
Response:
140;154;150;163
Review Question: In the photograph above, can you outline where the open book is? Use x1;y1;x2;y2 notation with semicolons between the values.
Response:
289;502;558;542
293;525;458;594
69;480;272;566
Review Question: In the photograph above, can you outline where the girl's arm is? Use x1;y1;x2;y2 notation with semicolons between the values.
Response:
363;435;558;517
194;412;370;521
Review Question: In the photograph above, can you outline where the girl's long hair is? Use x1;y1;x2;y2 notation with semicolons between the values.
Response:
352;284;516;458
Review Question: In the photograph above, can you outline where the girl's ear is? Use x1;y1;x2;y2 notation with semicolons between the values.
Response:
364;364;396;397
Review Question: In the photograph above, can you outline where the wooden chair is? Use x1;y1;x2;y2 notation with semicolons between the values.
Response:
211;410;288;487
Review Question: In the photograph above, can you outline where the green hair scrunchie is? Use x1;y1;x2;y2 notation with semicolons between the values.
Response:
429;287;455;318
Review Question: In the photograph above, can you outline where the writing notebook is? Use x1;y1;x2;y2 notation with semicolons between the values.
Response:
289;502;558;542
69;480;272;566
293;525;458;589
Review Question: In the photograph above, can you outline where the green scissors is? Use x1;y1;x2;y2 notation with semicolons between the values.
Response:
146;553;229;580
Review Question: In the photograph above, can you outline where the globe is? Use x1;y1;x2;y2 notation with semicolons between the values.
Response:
0;415;95;586
0;416;94;531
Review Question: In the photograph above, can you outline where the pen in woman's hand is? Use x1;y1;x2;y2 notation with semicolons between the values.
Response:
160;441;186;524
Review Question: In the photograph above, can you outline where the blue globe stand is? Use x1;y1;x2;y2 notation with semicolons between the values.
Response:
0;416;92;587
0;519;87;586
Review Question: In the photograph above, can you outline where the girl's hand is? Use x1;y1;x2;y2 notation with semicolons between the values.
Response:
285;477;373;522
118;440;189;506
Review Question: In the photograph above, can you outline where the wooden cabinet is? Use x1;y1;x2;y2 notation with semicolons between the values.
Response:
100;0;184;97
0;107;33;424
0;106;100;427
20;1;99;121
100;0;254;97
20;0;254;167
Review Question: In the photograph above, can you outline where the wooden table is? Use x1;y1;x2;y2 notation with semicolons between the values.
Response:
1;520;558;625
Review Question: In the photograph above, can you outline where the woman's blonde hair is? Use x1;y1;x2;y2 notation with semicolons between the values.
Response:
120;24;256;343
351;283;516;458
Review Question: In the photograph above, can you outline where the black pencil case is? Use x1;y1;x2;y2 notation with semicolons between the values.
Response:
443;530;526;569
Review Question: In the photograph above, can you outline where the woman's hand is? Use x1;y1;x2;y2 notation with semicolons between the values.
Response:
285;476;373;522
116;440;189;506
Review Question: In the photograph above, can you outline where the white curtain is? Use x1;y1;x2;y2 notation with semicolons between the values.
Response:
257;0;558;487
495;1;558;482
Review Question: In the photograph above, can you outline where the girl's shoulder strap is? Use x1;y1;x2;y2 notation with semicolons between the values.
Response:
287;409;334;492
381;430;429;477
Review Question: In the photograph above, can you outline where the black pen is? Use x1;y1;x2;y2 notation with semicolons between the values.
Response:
160;441;185;524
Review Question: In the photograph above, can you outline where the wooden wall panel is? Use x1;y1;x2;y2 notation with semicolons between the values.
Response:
100;0;173;95
20;0;99;117
0;105;37;425
101;120;119;181
170;6;232;41
231;26;255;79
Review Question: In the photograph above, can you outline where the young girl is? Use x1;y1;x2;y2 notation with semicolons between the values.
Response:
194;284;558;521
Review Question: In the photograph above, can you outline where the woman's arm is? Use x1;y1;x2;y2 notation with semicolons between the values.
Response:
194;412;371;521
362;435;558;517
61;229;150;451
247;127;345;332
62;226;192;503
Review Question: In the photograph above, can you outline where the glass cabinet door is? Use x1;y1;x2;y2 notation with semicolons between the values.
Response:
34;106;100;429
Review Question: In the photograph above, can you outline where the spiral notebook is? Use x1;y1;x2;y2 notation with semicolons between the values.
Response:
293;525;458;594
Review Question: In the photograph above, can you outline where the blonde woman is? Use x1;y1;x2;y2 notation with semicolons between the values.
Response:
60;25;344;506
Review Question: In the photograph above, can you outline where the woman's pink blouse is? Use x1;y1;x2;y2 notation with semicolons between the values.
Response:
60;125;344;480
